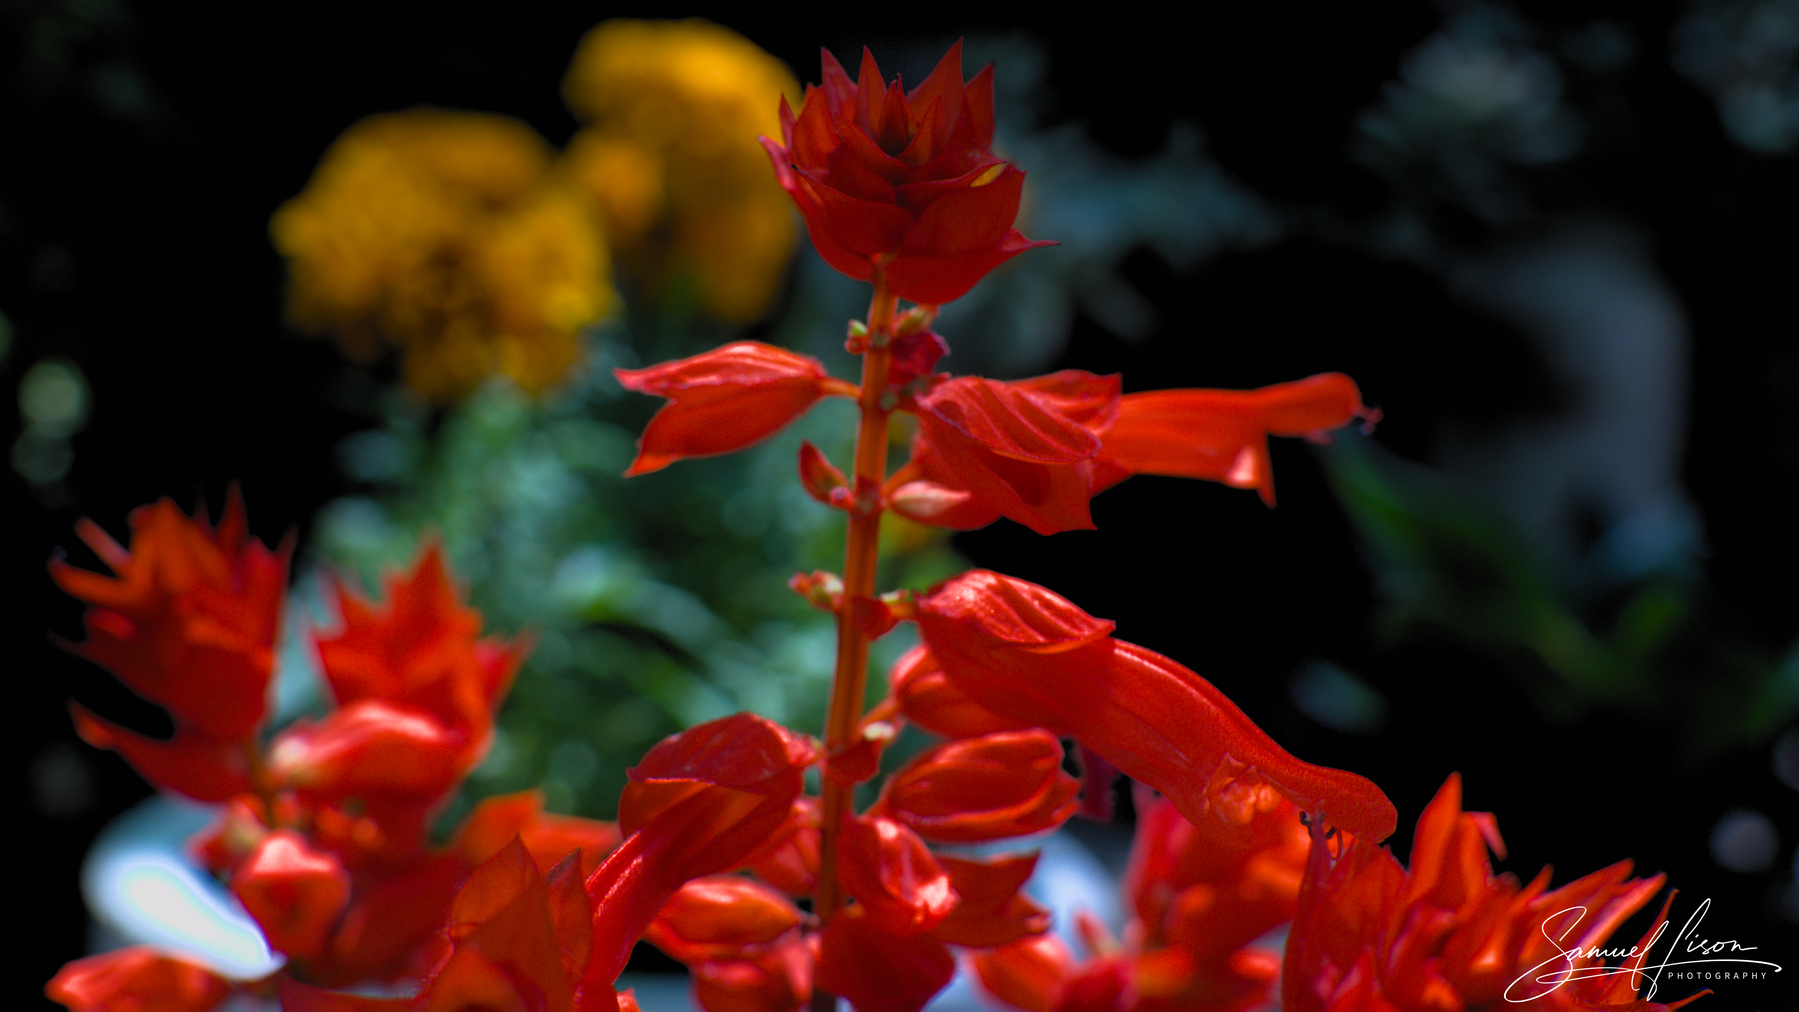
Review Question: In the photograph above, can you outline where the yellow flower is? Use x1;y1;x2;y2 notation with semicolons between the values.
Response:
272;109;614;403
561;19;800;323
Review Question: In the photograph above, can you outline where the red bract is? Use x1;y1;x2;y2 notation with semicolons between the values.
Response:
916;570;1397;843
51;491;286;742
1092;373;1378;506
872;729;1080;842
761;42;1053;304
316;543;525;754
1284;775;1698;1012
614;342;848;475
46;948;234;1012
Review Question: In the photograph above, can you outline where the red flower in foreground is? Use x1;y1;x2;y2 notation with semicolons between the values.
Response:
615;342;853;475
761;41;1053;304
915;569;1397;843
1284;774;1705;1012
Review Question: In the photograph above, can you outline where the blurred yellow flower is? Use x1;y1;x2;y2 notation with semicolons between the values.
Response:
272;109;614;403
561;19;799;323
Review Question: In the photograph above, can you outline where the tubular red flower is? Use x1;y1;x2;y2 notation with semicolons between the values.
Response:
872;729;1080;843
1093;373;1378;506
46;948;234;1012
231;830;353;960
761;42;1053;305
50;491;286;741
615;342;846;475
916;570;1397;843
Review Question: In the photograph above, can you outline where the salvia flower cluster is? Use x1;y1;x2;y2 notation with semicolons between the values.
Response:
49;41;1706;1012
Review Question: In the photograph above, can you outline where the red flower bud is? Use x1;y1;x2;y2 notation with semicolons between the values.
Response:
231;830;352;960
872;730;1080;842
761;42;1053;305
51;490;286;741
46;948;234;1012
837;814;958;936
616;342;845;475
646;876;806;966
917;570;1397;843
797;441;849;505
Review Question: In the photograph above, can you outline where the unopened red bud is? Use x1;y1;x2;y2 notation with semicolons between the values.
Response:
798;441;849;506
788;571;843;613
269;700;466;801
849;596;897;639
231;830;351;960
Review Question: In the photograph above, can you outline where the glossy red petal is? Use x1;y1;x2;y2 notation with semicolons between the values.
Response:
917;571;1398;843
646;876;805;966
933;853;1050;947
47;948;234;1012
270;700;468;802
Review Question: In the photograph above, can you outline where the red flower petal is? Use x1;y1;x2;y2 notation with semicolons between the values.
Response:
70;703;251;802
616;343;840;476
836;815;958;936
814;908;956;1012
47;948;233;1012
232;830;352;960
873;730;1080;843
933;852;1050;947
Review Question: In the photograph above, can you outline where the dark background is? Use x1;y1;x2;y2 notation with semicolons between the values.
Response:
7;2;1795;1009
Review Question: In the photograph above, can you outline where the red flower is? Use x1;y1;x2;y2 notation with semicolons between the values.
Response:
51;490;287;742
915;570;1397;843
230;830;353;960
47;948;234;1012
1283;774;1703;1012
316;543;526;756
761;41;1053;304
614;342;852;476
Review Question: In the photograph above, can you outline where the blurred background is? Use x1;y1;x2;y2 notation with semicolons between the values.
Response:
5;1;1797;1009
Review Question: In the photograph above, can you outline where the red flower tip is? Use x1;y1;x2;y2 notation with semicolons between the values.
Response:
51;493;286;741
47;948;234;1012
918;570;1116;654
615;342;841;475
765;43;1051;304
231;830;352;960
